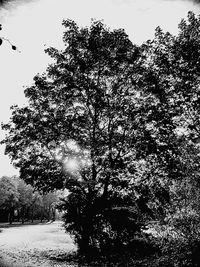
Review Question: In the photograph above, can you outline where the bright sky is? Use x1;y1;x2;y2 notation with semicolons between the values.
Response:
0;0;199;177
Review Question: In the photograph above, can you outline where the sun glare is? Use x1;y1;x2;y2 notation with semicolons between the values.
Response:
66;140;80;152
64;158;79;172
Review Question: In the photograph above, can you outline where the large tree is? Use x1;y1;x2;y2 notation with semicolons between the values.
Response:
141;13;200;261
1;19;174;254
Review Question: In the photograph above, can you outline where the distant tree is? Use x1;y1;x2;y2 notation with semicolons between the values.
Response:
0;176;19;224
0;176;60;224
29;191;42;222
42;192;58;221
17;179;33;224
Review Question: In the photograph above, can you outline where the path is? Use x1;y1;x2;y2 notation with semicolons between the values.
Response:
0;221;76;267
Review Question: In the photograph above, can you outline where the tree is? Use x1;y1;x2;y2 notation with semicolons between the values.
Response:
1;19;174;255
0;176;19;224
42;192;58;221
0;175;61;223
17;179;33;224
136;12;200;266
142;10;200;213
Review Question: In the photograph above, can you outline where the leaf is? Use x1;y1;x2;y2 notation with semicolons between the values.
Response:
12;45;16;50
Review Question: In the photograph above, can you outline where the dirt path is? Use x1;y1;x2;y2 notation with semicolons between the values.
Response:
0;221;77;267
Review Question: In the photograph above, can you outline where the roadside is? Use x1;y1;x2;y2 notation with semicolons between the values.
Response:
0;220;49;228
0;221;77;267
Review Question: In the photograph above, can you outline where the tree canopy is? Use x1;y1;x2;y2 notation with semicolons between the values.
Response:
3;13;200;260
0;18;178;253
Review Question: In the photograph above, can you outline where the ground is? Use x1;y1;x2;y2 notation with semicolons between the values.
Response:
0;221;77;267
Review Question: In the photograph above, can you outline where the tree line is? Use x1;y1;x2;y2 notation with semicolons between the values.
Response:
2;11;200;266
0;176;60;224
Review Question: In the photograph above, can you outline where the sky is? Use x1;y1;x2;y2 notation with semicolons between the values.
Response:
0;0;200;177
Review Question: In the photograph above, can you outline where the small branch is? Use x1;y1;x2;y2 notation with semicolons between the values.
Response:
1;37;21;53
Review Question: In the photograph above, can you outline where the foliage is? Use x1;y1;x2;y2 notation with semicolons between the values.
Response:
3;11;200;262
140;11;200;267
17;179;33;223
1;19;173;254
0;176;59;223
0;176;19;223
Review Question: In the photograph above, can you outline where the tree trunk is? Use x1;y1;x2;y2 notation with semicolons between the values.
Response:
52;207;55;221
78;219;95;256
31;207;34;223
17;209;20;222
78;232;90;255
8;207;14;224
21;206;25;224
40;210;43;222
47;206;51;221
